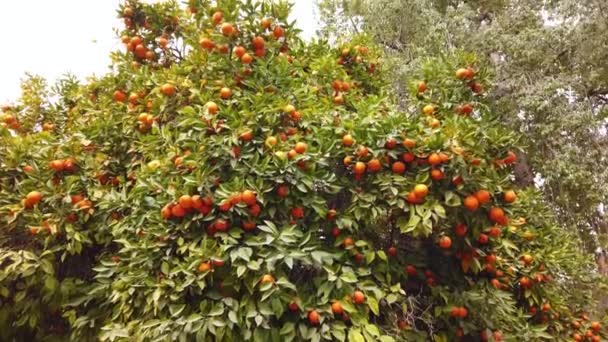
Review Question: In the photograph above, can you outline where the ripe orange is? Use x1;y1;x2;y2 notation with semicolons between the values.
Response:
25;191;43;208
214;218;229;231
283;104;296;114
413;184;429;198
200;37;215;50
333;95;344;105
233;45;246;58
454;223;467;237
239;129;253;141
422;104;435;115
356;146;368;158
294;142;307;154
430;169;444;181
49;159;66;172
178;195;193;209
343;236;354;247
521;254;533;265
241;53;253;64
464;195;479;211
392;161;406;174
212;11;223;25
342;134;354;146
242;190;256;206
402;138;416;149
488;207;505;223
474;189;491;205
331;301;344;315
113;90;127;102
308;310;320;326
206;101;218;114
388;246;397;257
456;68;474;80
591;321;601;332
261;18;272;30
354;161;366;175
197;261;211;273
160;83;176;96
252;36;265;49
260;274;275;285
353;290;365;304
242;220;256;231
368;159;381;172
402;152;415;163
220;87;232;99
428;153;441;166
171;204;186;217
273;25;285;38
385;138;396;149
417;81;427;93
503;190;516;203
23;165;34;173
220;23;235;36
438;236;452;249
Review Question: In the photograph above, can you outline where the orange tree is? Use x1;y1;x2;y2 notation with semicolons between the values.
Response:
0;0;605;341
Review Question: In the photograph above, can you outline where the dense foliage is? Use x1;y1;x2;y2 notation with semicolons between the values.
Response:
0;0;604;341
318;0;608;251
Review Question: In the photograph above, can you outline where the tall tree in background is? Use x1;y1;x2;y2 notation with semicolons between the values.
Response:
317;0;608;252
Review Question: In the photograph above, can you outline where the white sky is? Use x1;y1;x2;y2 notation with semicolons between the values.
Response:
0;0;318;103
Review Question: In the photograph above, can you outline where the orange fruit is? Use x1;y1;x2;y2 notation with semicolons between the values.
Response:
273;25;285;38
160;83;176;96
474;189;491;205
356;146;368;158
233;45;246;58
438;236;452;249
197;261;211;272
417;81;427;93
212;11;223;25
353;290;365;304
220;23;235;36
392;161;406;174
294;142;307;154
239;129;253;141
260;274;275;284
354;161;366;175
342;134;354;147
430;169;444;181
220;87;232;99
113;90;127;102
368;159;381;172
464;195;479;211
503;190;516;203
206;101;218;114
488;207;505;223
402;138;416;149
331;301;344;315
308;310;320;326
428;153;441;166
242;190;256;206
422;104;435;115
261;18;272;30
25;191;43;208
200;37;215;50
413;184;429;198
241;53;253;64
178;195;193;210
171;204;186;217
252;36;265;49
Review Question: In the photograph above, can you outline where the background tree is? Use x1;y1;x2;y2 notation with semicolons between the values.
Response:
0;0;605;341
317;0;608;252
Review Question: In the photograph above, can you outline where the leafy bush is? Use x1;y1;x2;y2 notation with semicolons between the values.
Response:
0;1;604;341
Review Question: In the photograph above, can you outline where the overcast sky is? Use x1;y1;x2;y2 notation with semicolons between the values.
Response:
0;0;317;103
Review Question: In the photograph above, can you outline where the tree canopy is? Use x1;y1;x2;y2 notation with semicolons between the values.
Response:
0;0;605;341
318;0;608;252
